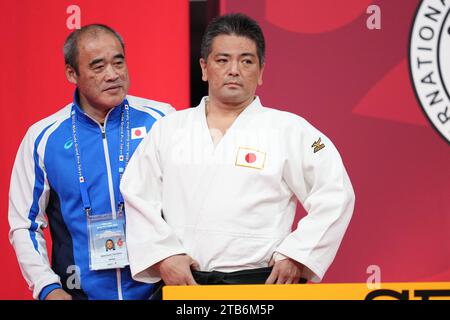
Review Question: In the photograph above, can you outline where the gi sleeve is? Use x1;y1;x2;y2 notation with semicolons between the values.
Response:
120;119;186;283
8;128;61;299
275;118;355;282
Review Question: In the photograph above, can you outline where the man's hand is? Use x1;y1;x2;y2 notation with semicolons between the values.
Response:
265;257;304;284
45;288;72;300
154;254;200;285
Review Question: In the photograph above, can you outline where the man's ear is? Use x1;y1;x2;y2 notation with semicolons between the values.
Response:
199;58;208;82
258;63;265;86
65;64;78;85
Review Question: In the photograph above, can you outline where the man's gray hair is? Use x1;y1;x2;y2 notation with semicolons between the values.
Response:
63;24;125;73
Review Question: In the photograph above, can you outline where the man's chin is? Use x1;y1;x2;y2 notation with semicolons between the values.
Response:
101;91;127;107
219;93;252;106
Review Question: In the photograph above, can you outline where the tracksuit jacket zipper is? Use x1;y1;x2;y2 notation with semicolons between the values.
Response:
85;110;123;300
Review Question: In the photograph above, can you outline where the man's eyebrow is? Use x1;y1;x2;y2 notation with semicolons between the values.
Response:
89;58;104;67
215;53;231;57
240;53;256;57
89;54;125;67
214;52;256;57
113;53;125;60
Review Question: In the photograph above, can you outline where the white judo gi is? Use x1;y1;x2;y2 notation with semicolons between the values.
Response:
120;96;355;284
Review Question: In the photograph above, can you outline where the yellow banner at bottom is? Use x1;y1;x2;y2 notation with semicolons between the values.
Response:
163;282;450;300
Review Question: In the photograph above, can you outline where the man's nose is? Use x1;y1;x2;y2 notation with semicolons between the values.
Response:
228;60;240;76
104;64;120;81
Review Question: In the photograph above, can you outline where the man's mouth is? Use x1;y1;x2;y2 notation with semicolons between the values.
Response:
103;85;122;92
224;82;242;87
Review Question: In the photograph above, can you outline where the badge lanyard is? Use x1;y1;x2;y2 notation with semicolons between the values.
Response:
71;101;130;217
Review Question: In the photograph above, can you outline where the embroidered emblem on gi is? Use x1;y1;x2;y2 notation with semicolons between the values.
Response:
64;138;73;150
312;138;325;153
131;126;147;139
235;147;266;169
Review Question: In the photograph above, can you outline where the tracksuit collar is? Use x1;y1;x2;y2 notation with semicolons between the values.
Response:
72;89;124;127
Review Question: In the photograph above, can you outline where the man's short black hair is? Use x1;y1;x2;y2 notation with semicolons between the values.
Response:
200;13;265;67
63;24;125;74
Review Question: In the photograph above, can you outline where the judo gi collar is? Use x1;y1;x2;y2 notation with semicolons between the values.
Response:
199;95;262;116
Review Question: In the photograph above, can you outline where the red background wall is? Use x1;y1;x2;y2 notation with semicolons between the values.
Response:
222;0;450;284
1;0;449;300
0;0;189;299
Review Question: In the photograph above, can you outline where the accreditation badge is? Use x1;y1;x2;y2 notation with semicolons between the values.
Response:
87;212;129;271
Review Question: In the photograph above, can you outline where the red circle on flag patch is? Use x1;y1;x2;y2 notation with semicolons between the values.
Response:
135;129;142;136
245;153;257;164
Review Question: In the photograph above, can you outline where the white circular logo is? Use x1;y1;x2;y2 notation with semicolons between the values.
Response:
410;0;450;144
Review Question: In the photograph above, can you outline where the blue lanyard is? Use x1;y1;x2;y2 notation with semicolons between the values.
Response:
71;102;130;216
117;103;131;213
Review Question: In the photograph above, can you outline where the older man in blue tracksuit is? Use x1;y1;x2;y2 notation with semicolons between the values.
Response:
8;24;174;300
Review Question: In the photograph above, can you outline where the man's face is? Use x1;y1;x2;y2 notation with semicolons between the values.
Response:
200;34;264;106
106;240;113;249
66;31;129;111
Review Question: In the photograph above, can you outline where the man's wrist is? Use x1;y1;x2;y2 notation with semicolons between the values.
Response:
272;252;288;262
39;283;62;300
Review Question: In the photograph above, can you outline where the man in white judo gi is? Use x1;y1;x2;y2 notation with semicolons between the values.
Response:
120;13;355;293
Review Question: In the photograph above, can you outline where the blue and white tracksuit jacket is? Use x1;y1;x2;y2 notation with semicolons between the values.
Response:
8;92;174;300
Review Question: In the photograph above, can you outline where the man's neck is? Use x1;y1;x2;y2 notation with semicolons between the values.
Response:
205;95;254;119
78;95;111;124
205;96;255;145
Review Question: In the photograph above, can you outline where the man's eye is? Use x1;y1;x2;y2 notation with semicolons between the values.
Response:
115;61;124;67
217;59;227;63
242;59;253;64
94;65;104;71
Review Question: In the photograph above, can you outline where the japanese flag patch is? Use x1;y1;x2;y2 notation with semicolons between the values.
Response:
235;147;266;170
131;126;147;140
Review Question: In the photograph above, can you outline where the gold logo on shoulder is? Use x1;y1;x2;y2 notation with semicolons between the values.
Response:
312;138;325;153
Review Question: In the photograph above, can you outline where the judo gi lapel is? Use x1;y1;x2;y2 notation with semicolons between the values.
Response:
200;96;262;153
188;97;262;227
